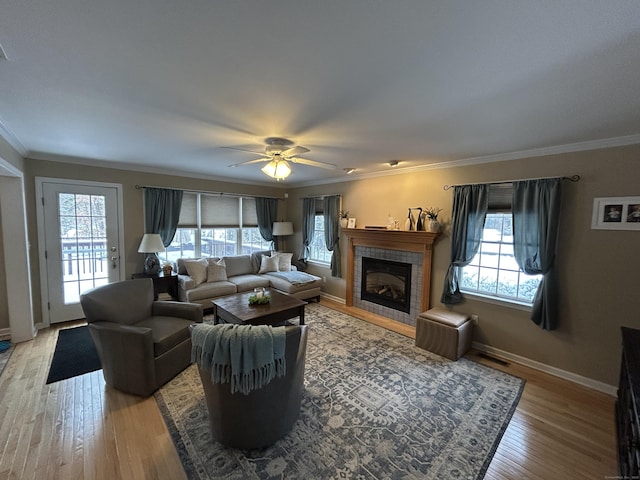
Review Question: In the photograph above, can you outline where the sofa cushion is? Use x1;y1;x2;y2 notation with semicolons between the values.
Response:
177;256;219;275
258;255;279;274
223;255;253;278
207;259;228;282
134;316;194;357
272;252;293;271
229;274;270;292
263;272;322;295
250;250;274;273
183;258;209;285
185;281;237;302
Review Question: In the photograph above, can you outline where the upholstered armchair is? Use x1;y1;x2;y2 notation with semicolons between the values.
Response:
193;324;308;449
80;278;203;397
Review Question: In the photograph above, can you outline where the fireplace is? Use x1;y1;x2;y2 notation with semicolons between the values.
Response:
361;257;412;313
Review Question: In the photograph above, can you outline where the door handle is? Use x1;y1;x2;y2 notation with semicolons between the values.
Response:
111;256;118;268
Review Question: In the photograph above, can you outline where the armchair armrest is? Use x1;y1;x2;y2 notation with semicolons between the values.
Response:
88;321;157;396
152;301;203;323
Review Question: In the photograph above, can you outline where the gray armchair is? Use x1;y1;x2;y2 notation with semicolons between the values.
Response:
194;324;308;449
80;278;202;396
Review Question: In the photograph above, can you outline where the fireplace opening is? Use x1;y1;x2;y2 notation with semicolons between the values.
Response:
361;257;412;313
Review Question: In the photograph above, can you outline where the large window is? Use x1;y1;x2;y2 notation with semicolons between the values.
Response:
460;212;542;304
161;193;271;263
310;214;331;263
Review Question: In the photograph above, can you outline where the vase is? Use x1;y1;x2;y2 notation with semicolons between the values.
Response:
427;219;440;233
404;209;414;231
416;209;424;231
340;218;348;228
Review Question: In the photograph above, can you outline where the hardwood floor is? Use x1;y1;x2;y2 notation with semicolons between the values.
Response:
0;301;618;479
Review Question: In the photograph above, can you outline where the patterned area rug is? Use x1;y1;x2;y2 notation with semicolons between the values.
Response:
155;303;524;480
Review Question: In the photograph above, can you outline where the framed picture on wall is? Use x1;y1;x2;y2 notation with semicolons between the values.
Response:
592;196;640;230
347;218;357;229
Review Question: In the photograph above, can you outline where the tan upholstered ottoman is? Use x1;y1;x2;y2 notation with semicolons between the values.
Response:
415;308;472;360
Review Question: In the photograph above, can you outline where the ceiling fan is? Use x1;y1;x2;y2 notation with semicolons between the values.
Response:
224;137;336;180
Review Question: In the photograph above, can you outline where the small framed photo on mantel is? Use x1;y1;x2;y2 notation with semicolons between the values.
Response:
347;218;357;229
592;196;640;231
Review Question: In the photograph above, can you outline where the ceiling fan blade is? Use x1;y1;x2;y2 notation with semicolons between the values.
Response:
221;146;269;157
228;158;270;167
282;145;310;157
289;157;337;169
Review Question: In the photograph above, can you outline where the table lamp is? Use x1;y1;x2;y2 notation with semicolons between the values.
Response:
272;221;293;251
138;233;165;275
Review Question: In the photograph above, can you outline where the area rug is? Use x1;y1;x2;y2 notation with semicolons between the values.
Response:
155;303;524;479
46;325;101;384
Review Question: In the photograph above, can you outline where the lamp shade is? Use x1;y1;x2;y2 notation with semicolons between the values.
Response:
137;233;165;253
272;222;293;236
262;160;292;180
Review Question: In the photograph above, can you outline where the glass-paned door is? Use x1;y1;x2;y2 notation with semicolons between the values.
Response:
41;181;121;323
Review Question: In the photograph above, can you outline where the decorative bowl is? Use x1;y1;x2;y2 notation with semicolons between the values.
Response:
248;294;271;305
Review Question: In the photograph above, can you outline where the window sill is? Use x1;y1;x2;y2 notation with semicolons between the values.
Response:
307;260;330;267
461;291;533;312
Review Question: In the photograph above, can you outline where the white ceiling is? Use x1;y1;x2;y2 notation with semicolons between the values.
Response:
1;1;639;186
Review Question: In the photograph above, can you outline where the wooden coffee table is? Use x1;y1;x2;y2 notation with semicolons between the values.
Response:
211;289;306;326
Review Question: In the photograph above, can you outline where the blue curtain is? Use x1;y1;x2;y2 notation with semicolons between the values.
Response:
323;195;341;277
298;198;316;270
144;188;183;247
512;179;562;330
441;184;489;304
256;197;278;250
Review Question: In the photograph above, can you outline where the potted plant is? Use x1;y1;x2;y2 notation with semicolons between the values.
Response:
339;210;349;228
424;207;442;232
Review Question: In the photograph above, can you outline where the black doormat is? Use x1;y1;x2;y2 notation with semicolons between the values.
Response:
46;325;101;384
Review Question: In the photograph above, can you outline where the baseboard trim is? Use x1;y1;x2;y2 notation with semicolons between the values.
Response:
320;292;345;304
472;341;617;397
0;327;11;340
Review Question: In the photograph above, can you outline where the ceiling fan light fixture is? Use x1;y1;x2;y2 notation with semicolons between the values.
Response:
262;159;291;180
388;160;399;167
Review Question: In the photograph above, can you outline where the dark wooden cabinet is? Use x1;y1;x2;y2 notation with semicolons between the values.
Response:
616;327;640;477
131;271;179;301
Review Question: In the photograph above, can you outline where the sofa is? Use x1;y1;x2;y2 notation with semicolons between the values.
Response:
175;250;322;309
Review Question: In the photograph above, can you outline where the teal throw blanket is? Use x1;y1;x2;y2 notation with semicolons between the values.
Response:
191;323;286;395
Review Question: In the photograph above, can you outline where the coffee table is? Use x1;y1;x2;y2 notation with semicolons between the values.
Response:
211;289;306;326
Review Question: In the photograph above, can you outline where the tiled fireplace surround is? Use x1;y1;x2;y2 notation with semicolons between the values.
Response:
343;229;439;327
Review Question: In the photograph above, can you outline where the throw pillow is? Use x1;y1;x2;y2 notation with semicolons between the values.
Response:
258;254;279;274
183;258;209;285
207;259;228;282
272;252;293;272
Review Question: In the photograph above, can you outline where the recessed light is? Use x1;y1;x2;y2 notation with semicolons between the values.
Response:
343;168;356;174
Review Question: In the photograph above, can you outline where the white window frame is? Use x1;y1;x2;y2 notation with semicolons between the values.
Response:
161;195;271;263
309;214;331;264
460;212;542;307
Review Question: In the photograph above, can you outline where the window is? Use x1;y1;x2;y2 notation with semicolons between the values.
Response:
161;193;270;263
309;214;331;263
460;212;542;304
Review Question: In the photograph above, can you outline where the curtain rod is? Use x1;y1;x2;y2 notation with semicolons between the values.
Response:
134;184;282;200
299;193;342;199
442;174;580;191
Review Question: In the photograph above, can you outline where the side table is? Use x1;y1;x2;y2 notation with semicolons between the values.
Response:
131;271;179;301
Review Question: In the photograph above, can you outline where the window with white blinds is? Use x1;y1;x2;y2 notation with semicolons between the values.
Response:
165;192;269;261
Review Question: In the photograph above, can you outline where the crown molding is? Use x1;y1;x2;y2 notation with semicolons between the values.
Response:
292;133;640;188
0;119;27;157
26;152;286;189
